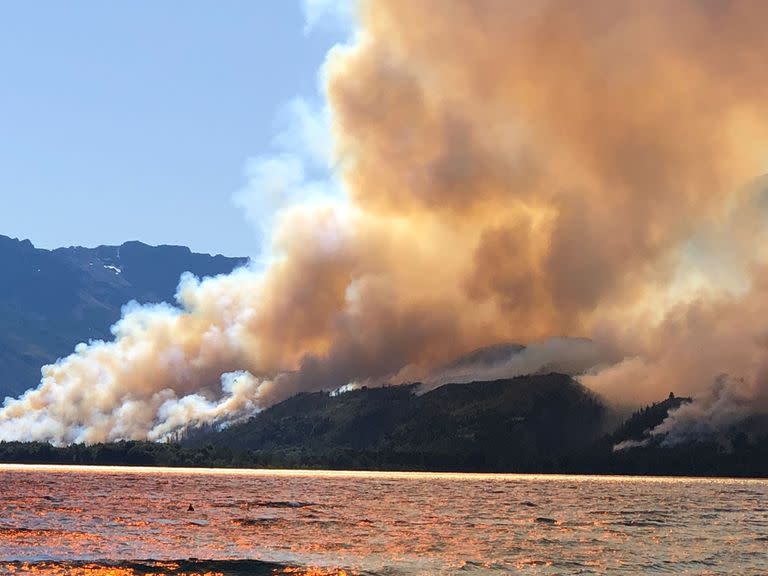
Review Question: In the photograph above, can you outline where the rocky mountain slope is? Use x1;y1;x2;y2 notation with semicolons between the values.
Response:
0;235;247;399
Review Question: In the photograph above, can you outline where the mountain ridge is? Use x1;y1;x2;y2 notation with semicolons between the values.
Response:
184;373;608;471
0;234;248;399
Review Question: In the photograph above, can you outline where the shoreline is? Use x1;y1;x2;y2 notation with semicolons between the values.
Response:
1;462;767;482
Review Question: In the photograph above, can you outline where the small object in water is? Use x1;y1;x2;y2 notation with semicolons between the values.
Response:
535;516;557;524
187;504;195;512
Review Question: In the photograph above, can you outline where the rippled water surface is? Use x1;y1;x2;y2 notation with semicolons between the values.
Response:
0;465;766;575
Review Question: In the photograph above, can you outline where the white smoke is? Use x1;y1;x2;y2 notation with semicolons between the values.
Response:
302;0;355;34
614;374;768;451
0;271;276;444
651;376;754;447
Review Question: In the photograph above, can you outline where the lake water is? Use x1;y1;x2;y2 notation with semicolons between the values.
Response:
0;465;766;575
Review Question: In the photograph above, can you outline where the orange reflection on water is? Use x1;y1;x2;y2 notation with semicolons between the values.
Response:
1;465;767;575
0;563;355;576
276;569;350;576
0;561;218;576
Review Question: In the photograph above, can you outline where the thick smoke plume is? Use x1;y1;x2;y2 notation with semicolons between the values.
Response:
3;0;768;444
425;338;618;390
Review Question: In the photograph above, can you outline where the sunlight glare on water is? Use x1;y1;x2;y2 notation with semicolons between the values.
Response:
0;465;766;575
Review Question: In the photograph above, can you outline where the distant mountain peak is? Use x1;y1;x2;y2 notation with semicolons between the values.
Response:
442;343;526;370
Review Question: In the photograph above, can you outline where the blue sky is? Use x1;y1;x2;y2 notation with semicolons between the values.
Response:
0;1;347;256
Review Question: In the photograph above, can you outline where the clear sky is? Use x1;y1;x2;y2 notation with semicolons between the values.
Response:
0;1;346;257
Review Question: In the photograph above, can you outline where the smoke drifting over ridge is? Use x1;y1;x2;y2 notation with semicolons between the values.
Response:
3;0;768;444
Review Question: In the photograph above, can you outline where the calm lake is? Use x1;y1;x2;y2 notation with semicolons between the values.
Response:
0;465;766;575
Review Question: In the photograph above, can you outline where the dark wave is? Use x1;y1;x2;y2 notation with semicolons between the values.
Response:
250;500;318;509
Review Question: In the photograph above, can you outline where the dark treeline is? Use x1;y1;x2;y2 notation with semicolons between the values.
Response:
2;436;767;477
1;374;767;477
